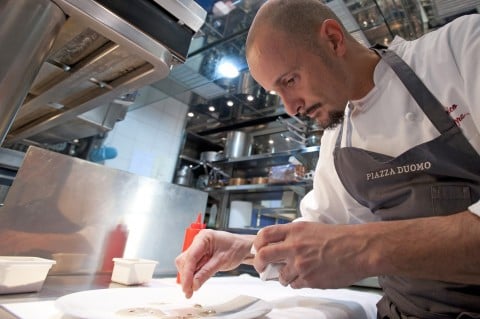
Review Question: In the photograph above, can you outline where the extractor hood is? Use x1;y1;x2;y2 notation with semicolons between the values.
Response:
0;0;206;146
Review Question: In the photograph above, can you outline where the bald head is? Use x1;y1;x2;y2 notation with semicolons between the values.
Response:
246;0;349;55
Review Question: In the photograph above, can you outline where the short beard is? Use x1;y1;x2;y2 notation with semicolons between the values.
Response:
320;111;345;130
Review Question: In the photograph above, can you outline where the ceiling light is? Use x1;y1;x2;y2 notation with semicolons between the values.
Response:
216;57;240;78
268;139;274;144
269;90;277;95
285;137;290;141
226;100;234;107
187;112;194;117
246;95;254;101
208;105;215;112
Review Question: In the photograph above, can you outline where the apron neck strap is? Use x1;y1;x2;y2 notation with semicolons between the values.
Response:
370;45;457;134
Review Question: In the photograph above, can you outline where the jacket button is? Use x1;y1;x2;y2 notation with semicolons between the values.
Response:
405;112;417;121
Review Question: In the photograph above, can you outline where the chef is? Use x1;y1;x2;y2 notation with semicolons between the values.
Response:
176;0;480;318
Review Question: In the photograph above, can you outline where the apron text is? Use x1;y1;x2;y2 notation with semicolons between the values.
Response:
366;161;432;181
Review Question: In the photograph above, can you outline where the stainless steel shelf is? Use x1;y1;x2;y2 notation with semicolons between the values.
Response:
206;180;313;193
215;145;319;164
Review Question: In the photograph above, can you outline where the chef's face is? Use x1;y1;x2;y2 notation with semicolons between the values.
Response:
247;26;349;129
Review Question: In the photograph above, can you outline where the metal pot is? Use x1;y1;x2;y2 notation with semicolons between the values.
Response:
224;131;252;158
199;151;222;162
250;176;269;184
228;177;247;186
174;165;193;187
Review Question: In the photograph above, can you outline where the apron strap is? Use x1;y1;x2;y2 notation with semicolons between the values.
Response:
370;45;457;134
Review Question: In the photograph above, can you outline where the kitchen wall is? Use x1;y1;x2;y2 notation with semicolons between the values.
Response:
101;87;188;183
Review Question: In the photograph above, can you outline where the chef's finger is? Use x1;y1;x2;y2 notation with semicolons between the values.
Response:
252;242;286;273
191;256;224;292
254;224;289;251
175;251;196;298
289;275;308;289
175;235;211;298
278;265;298;287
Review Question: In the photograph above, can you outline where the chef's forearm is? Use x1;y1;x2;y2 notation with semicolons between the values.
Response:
362;211;480;284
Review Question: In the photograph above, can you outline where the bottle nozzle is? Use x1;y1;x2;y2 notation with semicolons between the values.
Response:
191;213;206;229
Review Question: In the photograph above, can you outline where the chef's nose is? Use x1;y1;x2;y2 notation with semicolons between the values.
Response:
278;92;303;116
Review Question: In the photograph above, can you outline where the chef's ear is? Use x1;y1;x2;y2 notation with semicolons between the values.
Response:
319;19;346;56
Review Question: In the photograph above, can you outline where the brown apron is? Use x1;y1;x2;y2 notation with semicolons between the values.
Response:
333;46;480;319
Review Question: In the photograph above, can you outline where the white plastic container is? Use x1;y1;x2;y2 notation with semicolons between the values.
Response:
0;256;56;294
228;201;252;228
111;258;158;285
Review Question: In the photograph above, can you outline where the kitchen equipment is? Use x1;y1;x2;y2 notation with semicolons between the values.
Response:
228;201;252;228
101;223;129;273
111;258;158;285
174;165;194;187
250;176;269;185
228;177;247;186
1;0;206;146
177;213;205;283
268;164;306;183
0;0;65;145
200;151;222;162
0;256;56;294
1;146;208;277
196;174;209;189
224;131;252;158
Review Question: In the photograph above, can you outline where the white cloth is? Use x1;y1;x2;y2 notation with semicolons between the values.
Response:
299;14;480;222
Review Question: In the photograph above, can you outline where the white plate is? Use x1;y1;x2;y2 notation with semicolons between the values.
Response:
55;287;272;319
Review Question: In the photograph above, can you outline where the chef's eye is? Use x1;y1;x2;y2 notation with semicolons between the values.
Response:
286;77;296;87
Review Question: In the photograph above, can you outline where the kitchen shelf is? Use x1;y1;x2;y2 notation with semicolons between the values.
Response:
206;180;313;193
209;145;318;231
212;145;320;169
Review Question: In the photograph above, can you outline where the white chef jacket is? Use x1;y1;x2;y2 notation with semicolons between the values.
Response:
299;14;480;223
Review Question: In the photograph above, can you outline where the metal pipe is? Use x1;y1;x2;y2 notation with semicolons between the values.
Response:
0;0;66;145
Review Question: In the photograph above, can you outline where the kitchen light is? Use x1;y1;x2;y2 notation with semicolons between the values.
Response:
268;139;274;144
208;105;215;112
269;90;277;95
216;57;239;78
187;112;194;117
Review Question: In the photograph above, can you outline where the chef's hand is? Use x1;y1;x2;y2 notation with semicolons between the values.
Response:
252;222;371;289
175;229;254;298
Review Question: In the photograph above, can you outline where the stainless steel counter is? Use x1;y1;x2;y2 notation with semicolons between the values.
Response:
0;274;116;305
0;274;110;318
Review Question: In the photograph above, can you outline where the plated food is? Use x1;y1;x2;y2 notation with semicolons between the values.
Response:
55;287;272;319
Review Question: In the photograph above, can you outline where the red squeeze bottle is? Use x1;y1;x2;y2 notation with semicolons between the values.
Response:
177;213;206;283
101;223;128;272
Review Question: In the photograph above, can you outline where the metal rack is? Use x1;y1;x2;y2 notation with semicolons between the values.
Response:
207;146;319;232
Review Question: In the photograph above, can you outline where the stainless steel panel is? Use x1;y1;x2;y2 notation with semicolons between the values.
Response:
0;148;25;171
0;0;66;144
155;0;208;32
0;146;208;276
